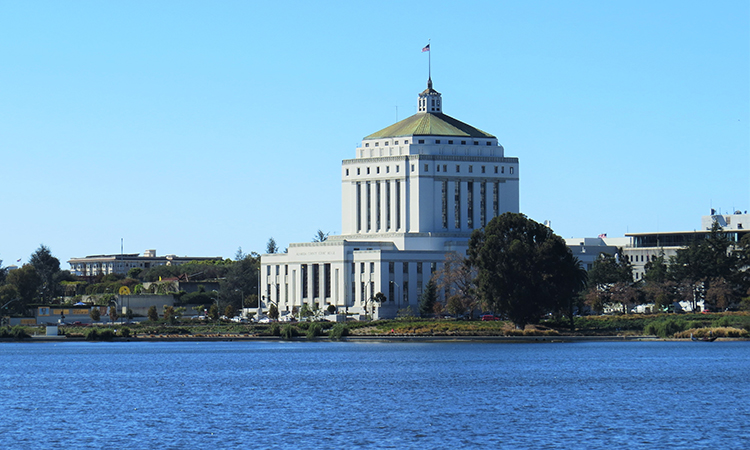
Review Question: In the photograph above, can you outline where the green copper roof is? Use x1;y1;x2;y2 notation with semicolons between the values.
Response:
364;112;495;139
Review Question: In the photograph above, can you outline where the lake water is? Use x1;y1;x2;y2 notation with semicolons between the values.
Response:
1;340;748;449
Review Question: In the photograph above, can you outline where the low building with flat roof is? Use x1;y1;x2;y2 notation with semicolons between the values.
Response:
68;249;221;277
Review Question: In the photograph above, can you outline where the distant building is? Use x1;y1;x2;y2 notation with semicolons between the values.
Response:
260;78;520;318
624;212;749;280
68;249;221;277
569;212;750;280
564;236;631;271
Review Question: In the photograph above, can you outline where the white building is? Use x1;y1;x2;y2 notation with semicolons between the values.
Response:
261;78;520;318
68;249;221;277
625;211;749;280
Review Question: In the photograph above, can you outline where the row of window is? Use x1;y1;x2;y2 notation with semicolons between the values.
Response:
364;139;494;148
346;164;515;177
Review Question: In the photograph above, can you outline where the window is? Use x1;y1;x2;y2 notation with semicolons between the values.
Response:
394;141;399;145
386;166;390;173
346;169;349;176
376;181;381;230
375;142;379;147
418;139;425;144
456;165;460;173
267;265;271;276
469;166;473;173
396;165;400;173
366;182;371;230
357;168;360;175
285;265;288;275
510;167;515;174
501;166;505;174
389;262;394;274
437;165;440;172
411;164;415;172
275;265;280;275
448;140;453;144
370;262;375;273
461;141;466;145
443;164;447;172
361;262;365;273
493;182;499;218
481;166;486;173
405;140;409;144
376;167;380;174
441;180;448;229
386;180;391;229
395;180;401;229
486;141;491;146
474;141;479;146
365;143;369;147
424;164;429;172
467;181;474;229
403;262;408;274
494;166;498;174
435;140;441;144
480;183;486;227
417;262;422;274
351;262;355;274
356;182;362;231
384;142;389;146
367;167;370;174
454;182;461;228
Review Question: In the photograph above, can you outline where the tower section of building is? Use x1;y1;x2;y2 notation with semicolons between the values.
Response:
340;81;518;251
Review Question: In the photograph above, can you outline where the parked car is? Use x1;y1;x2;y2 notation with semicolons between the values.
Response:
481;315;500;321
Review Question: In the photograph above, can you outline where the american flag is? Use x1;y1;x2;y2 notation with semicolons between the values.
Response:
422;44;430;52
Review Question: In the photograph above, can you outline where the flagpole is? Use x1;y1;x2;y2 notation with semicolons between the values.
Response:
428;39;431;81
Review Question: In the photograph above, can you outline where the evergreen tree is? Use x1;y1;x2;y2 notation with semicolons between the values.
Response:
419;279;437;317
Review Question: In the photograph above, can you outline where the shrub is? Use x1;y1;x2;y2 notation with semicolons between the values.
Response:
120;327;131;338
269;323;281;336
85;328;115;341
0;326;30;339
296;322;311;331
306;323;323;340
644;318;692;338
329;324;349;340
280;324;298;340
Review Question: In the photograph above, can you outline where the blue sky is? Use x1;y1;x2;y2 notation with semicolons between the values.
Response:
1;0;748;268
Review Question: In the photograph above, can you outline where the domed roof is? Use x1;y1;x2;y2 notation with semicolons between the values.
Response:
364;112;495;140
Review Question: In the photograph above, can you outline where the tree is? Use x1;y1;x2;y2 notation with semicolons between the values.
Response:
224;304;235;318
6;265;41;312
30;245;61;302
208;304;219;321
268;303;279;320
559;257;588;329
434;252;478;317
0;258;6;285
586;249;634;313
267;238;278;254
109;305;119;323
90;307;101;322
219;249;259;311
468;213;583;329
312;230;329;242
419;279;437;317
127;267;143;279
668;223;743;309
147;305;159;322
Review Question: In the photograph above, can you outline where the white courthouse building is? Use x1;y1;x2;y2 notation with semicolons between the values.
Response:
260;79;519;318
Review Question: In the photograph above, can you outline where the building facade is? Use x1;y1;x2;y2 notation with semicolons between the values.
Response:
261;79;520;318
68;249;222;277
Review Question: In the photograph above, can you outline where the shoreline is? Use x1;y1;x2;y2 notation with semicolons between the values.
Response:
3;334;742;343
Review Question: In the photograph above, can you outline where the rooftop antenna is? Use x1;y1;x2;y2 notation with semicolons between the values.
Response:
121;238;123;255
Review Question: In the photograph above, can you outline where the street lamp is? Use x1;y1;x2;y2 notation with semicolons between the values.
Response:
390;281;400;310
